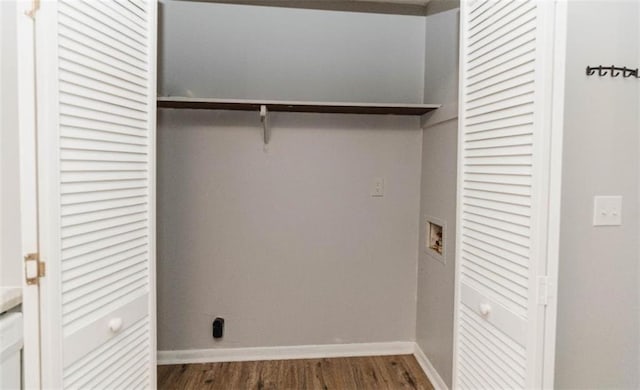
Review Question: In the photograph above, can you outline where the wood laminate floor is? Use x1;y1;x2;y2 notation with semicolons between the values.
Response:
158;355;434;390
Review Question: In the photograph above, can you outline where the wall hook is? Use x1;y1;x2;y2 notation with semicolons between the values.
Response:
260;105;270;145
587;65;640;79
598;66;607;77
623;67;639;78
611;65;620;77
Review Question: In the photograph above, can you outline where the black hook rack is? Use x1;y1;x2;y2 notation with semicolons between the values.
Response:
586;65;640;78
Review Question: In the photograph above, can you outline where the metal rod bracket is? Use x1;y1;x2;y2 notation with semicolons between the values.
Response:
260;105;270;145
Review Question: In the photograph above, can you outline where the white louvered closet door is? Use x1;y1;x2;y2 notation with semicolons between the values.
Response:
35;0;157;388
455;0;563;388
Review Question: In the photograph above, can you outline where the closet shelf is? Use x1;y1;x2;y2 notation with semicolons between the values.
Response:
157;97;440;116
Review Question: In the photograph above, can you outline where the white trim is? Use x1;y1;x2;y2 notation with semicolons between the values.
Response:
158;342;415;365
16;0;41;386
451;1;467;387
541;0;568;387
413;344;448;390
147;1;159;387
35;0;64;387
638;0;640;380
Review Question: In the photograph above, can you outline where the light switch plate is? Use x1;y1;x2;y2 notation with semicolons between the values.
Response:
593;196;622;226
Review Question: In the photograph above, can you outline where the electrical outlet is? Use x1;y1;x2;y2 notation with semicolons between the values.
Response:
371;178;384;197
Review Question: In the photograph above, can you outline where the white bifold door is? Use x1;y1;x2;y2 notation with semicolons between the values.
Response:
33;0;157;388
455;0;565;388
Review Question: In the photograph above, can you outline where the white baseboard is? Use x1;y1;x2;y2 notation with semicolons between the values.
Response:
413;344;449;390
158;341;415;365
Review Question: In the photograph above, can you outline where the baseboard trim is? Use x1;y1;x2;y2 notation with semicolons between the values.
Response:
158;341;415;365
413;344;449;390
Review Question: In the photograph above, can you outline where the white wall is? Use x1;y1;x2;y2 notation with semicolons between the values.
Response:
158;0;426;103
415;9;459;388
157;110;422;350
555;1;639;388
1;0;22;288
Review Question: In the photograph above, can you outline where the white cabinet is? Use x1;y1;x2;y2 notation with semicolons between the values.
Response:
0;312;23;390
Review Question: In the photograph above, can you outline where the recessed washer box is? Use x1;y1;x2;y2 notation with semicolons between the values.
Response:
425;216;446;264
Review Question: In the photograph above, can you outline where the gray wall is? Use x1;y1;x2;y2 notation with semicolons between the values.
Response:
555;1;639;388
157;1;427;352
157;110;422;350
415;9;459;389
158;1;426;103
1;0;22;288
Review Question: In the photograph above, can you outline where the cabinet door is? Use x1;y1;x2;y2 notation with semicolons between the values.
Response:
454;0;564;388
35;1;157;387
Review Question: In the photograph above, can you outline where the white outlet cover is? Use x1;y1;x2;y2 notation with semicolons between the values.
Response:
371;178;384;197
593;196;622;226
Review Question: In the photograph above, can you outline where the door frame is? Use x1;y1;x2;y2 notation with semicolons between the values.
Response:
17;0;42;388
540;0;568;387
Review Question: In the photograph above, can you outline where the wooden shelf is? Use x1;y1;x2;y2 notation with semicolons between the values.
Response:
180;1;430;16
157;97;440;116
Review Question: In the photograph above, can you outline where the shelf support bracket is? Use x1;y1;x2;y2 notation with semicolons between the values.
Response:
260;105;270;145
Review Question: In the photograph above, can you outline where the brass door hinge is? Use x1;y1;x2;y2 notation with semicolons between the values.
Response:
25;0;40;19
25;252;45;285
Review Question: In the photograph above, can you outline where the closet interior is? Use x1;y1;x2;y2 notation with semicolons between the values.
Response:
156;0;458;386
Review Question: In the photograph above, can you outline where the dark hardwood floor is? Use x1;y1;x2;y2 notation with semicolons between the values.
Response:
158;355;434;390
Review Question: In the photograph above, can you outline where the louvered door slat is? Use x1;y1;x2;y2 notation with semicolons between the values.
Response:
469;1;498;25
63;246;147;285
37;0;156;387
467;35;536;75
58;29;147;75
61;127;148;145
59;3;148;60
59;59;147;98
461;244;528;278
466;64;535;97
470;2;535;48
61;82;148;112
61;105;147;131
74;1;147;42
106;1;148;30
61;186;148;204
62;195;148;216
455;0;560;387
63;317;150;386
468;2;528;44
115;0;147;21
